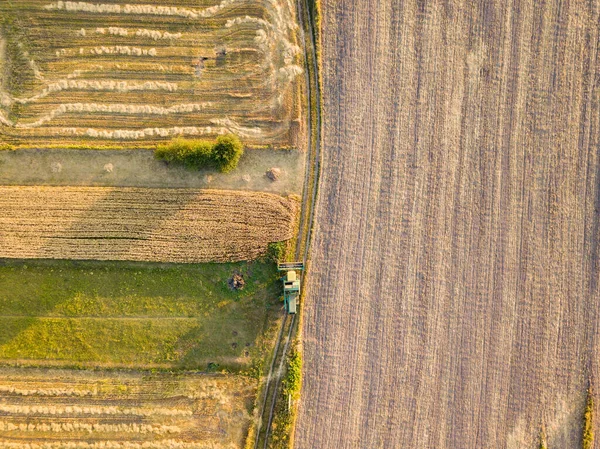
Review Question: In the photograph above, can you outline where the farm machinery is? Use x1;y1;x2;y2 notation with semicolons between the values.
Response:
277;262;304;314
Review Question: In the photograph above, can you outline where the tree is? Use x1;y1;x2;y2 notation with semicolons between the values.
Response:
211;134;244;173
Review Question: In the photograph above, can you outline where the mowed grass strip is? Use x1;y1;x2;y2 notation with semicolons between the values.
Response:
0;259;282;370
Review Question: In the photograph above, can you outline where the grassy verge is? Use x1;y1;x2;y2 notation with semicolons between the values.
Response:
295;0;322;260
0;259;281;371
268;345;302;448
3;142;296;151
12;143;152;150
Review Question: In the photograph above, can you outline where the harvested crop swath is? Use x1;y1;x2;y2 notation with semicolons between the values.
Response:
0;186;297;262
0;0;303;147
0;367;254;448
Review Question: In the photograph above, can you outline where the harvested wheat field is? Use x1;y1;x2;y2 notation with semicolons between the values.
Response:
0;0;302;147
0;186;297;262
0;367;255;449
297;0;600;448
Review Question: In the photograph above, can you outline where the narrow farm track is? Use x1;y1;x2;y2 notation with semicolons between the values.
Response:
296;0;600;448
256;0;321;445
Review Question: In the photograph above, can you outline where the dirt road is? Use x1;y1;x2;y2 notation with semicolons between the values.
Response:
0;148;304;195
296;0;600;447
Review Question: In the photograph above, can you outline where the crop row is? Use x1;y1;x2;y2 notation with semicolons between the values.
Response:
0;186;298;263
0;421;181;435
0;404;192;417
0;441;222;449
0;368;255;400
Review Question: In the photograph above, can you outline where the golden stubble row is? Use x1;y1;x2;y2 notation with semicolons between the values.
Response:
0;186;298;263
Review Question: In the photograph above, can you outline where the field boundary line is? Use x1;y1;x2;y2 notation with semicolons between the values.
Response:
257;0;322;445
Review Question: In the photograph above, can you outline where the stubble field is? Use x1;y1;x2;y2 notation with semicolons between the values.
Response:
0;0;303;147
297;0;600;448
0;367;256;449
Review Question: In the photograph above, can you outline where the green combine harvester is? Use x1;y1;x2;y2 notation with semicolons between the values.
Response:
278;262;304;314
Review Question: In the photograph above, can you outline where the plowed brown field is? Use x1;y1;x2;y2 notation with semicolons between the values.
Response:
0;186;297;263
296;0;600;448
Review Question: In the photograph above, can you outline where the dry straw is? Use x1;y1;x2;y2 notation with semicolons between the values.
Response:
14;103;213;129
7;80;178;105
0;441;216;449
0;187;298;263
0;421;180;435
44;0;239;19
0;403;192;417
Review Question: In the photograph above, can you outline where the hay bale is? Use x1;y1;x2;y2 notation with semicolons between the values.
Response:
228;274;245;290
266;167;282;181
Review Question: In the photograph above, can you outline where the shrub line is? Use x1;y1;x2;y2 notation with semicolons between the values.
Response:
154;134;244;173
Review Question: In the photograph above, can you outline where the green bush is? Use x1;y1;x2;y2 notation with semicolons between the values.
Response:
283;349;302;400
584;386;594;449
154;134;243;172
0;143;15;151
212;134;244;173
267;242;286;262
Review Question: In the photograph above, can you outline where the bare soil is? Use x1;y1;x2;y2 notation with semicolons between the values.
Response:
296;1;600;448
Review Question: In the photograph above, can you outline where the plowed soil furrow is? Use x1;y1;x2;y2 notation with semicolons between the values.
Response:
296;0;600;447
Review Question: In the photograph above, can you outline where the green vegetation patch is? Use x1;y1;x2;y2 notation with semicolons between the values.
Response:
538;426;547;449
0;259;281;370
283;348;302;400
584;386;594;449
155;134;244;173
269;347;302;448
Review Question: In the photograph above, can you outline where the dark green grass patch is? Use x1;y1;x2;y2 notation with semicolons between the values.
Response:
0;259;281;370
